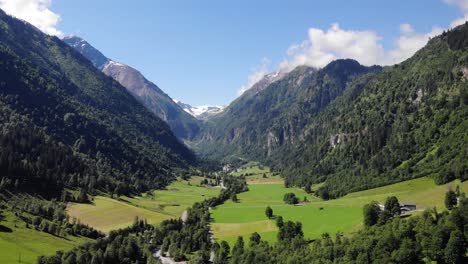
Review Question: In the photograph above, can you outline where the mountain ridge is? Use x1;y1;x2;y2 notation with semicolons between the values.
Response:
0;8;194;195
174;99;225;120
63;36;200;140
194;25;468;198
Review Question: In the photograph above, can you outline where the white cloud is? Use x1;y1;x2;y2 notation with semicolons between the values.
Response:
400;23;414;35
272;0;468;73
0;0;62;36
278;23;386;71
444;0;468;26
278;23;446;71
238;57;271;95
444;0;468;12
237;0;468;96
387;26;443;64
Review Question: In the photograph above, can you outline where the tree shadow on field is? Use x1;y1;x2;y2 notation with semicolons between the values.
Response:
0;225;12;232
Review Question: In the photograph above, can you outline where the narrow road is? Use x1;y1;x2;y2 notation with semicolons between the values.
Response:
153;249;187;264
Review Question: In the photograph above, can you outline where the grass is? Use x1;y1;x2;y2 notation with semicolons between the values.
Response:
211;164;468;247
211;183;361;246
313;177;468;209
0;210;91;264
67;177;220;232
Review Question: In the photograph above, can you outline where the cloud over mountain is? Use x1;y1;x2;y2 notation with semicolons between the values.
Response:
0;0;62;36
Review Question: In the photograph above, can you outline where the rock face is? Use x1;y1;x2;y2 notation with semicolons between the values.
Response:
242;70;287;97
62;36;109;69
64;36;200;140
329;129;367;149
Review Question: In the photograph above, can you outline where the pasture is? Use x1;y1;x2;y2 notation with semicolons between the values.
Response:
0;210;91;264
211;165;467;247
67;176;220;232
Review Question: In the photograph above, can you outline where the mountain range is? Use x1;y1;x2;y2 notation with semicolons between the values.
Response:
174;99;225;120
194;25;468;198
63;36;201;139
0;7;466;199
0;9;194;195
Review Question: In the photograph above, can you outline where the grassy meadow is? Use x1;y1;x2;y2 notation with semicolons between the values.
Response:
0;210;92;264
210;163;468;246
67;176;220;232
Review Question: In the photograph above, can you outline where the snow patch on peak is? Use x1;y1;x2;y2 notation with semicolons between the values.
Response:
188;105;225;117
175;100;225;120
103;60;127;70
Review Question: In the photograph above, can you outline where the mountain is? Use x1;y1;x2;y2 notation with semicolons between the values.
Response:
63;36;200;140
241;70;287;97
196;59;379;159
61;36;110;70
196;24;468;198
0;9;195;195
174;99;225;120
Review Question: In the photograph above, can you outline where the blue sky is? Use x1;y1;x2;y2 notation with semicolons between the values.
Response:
1;0;467;105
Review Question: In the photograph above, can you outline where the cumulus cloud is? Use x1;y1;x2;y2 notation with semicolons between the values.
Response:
0;0;62;36
238;58;271;95
444;0;468;26
278;23;446;71
387;26;443;64
238;0;468;96
271;1;468;73
444;0;468;12
278;23;386;71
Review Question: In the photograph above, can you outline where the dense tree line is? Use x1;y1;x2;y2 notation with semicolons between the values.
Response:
2;194;103;240
38;219;155;264
204;174;248;208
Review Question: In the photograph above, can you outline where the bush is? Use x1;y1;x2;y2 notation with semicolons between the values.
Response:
283;193;299;205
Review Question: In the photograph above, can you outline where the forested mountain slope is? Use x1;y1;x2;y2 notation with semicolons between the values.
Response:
196;59;381;160
0;9;195;195
196;24;468;198
64;36;200;139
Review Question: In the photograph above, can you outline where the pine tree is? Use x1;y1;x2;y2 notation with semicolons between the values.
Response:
363;201;381;226
265;206;273;218
444;230;465;264
445;191;458;210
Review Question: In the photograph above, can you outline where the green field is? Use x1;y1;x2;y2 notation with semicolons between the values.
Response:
67;177;220;232
0;210;91;264
211;166;468;246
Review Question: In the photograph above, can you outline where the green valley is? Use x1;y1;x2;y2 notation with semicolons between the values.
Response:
211;164;468;246
67;177;221;232
0;4;467;264
0;206;93;264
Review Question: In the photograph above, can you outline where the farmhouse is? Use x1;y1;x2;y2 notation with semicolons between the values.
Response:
379;202;417;212
399;202;416;212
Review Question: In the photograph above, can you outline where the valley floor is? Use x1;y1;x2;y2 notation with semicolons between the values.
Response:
0;211;92;264
210;163;468;246
66;176;220;232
